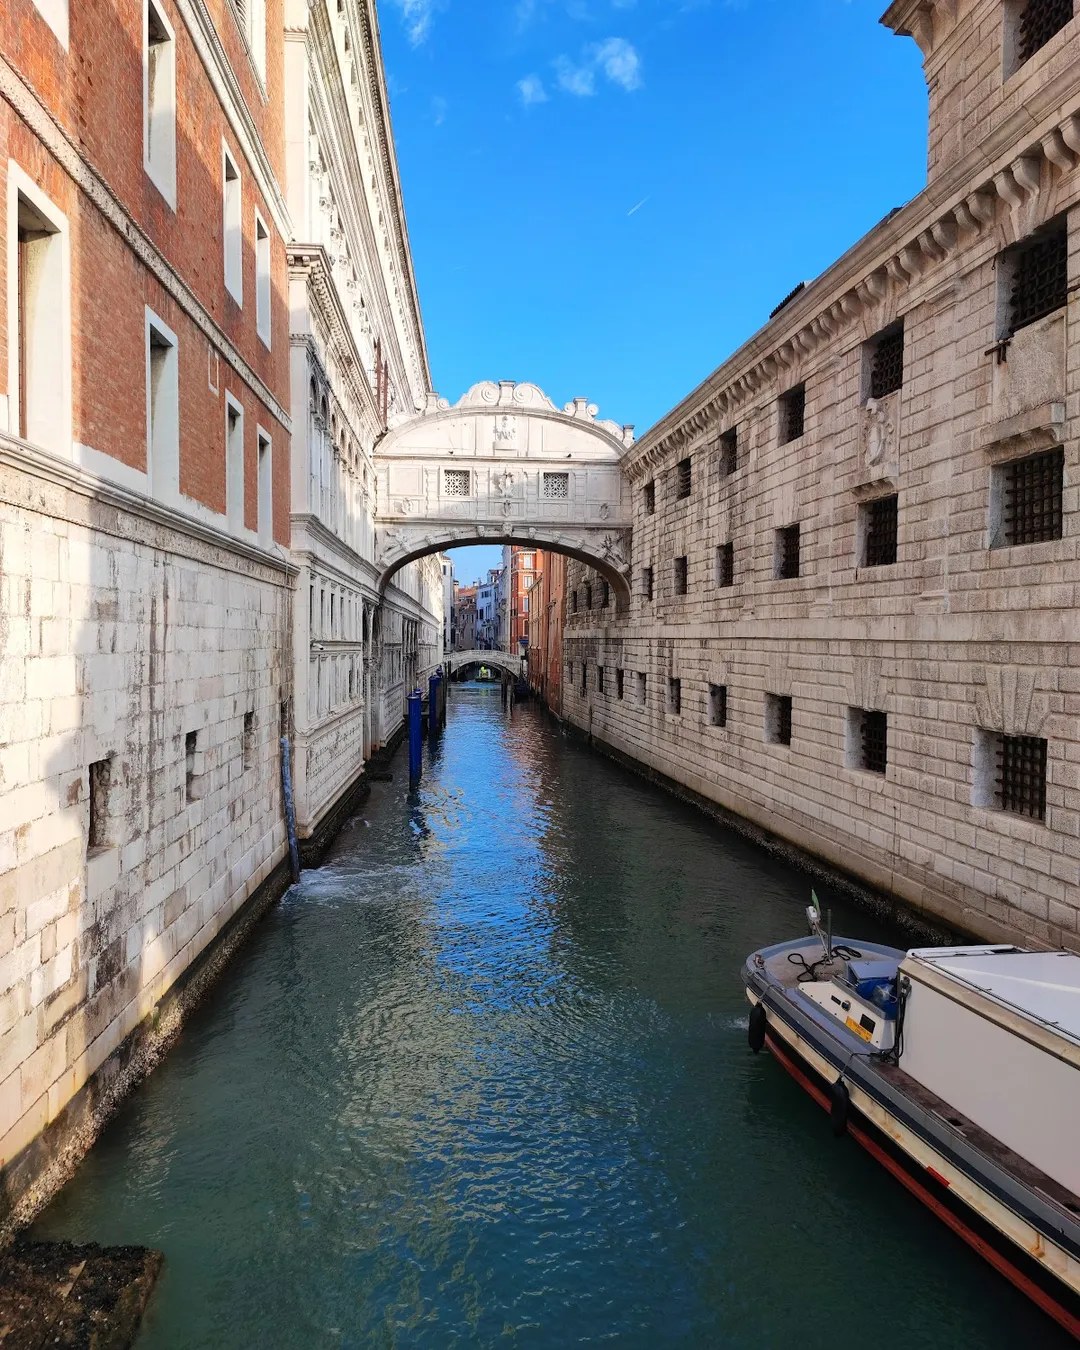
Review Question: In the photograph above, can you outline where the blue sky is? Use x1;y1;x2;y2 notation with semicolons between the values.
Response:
381;0;929;582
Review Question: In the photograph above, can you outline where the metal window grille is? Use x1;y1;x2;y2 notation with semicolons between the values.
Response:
572;589;579;613
709;684;728;728
584;583;593;609
643;567;654;601
675;457;692;500
1008;222;1068;334
1003;449;1063;544
616;668;624;700
777;525;800;579
601;580;610;608
998;734;1047;819
638;672;647;704
719;428;737;476
860;710;888;774
1018;0;1073;63
543;471;569;499
668;678;681;715
772;695;793;746
444;468;471;497
781;385;805;443
598;666;605;694
644;481;656;514
870;327;904;399
674;556;688;595
580;663;587;696
717;542;734;587
864;495;898;566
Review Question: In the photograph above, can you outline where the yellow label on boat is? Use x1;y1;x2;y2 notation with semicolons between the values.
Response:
846;1016;872;1042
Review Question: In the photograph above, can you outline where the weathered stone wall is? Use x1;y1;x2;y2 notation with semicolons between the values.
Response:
0;447;292;1194
561;4;1080;951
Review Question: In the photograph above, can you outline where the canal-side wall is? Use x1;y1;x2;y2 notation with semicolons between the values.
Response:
559;3;1080;954
0;451;295;1230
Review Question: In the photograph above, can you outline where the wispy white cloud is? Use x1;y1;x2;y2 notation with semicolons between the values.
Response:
517;74;550;106
432;95;448;125
551;37;643;97
387;0;441;45
555;55;597;96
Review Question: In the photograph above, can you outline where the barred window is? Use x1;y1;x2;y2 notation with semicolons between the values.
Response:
780;384;806;444
616;668;625;700
637;671;647;704
542;471;569;499
674;556;688;595
776;525;801;580
766;693;793;746
719;428;737;477
999;734;1048;819
598;666;605;695
863;495;898;567
580;663;588;696
709;684;728;728
675;457;692;500
668;677;681;715
1000;449;1063;545
716;542;734;588
1007;219;1068;335
851;708;888;775
869;325;904;400
644;480;656;515
444;468;471;497
1017;0;1073;64
584;582;593;610
643;566;654;601
600;579;610;609
572;589;579;614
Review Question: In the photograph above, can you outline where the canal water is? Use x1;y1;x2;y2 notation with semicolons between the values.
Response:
34;687;1070;1349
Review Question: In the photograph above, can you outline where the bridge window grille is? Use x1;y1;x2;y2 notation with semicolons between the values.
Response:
869;325;904;399
598;666;605;694
674;556;688;595
709;684;728;728
543;471;569;499
998;734;1048;819
616;668;624;700
1002;448;1063;544
853;709;888;775
780;384;806;444
776;525;801;579
643;566;654;601
719;428;737;477
668;678;681;715
444;468;471;497
863;495;898;567
716;542;734;588
644;480;656;514
1007;219;1068;334
1017;0;1073;64
600;580;610;608
675;457;692;500
766;693;792;746
584;582;593;609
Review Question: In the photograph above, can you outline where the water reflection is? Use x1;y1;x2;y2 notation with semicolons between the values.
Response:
33;687;1070;1349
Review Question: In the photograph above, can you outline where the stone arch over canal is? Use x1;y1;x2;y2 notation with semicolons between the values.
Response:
373;381;635;607
447;649;525;679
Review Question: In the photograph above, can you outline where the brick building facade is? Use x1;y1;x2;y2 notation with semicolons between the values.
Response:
561;0;1080;952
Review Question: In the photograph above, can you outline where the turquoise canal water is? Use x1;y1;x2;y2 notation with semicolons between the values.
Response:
34;687;1071;1348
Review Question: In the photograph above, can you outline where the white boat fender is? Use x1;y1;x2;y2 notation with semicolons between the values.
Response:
748;1002;767;1054
829;1079;850;1137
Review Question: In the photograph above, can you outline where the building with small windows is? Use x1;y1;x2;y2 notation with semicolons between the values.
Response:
563;0;1080;954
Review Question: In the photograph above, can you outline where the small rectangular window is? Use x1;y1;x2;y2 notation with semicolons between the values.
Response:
643;566;654;601
257;430;272;546
716;542;734;588
779;384;806;444
598;666;605;694
673;556;688;596
147;310;179;501
1016;0;1073;67
668;677;681;715
223;143;243;305
643;480;656;514
584;582;593;609
444;468;471;497
868;323;904;399
861;495;898;567
580;663;588;696
542;471;569;499
708;684;728;728
15;187;69;454
775;525;801;580
242;710;255;771
979;730;1048;819
616;668;625;700
994;448;1064;546
226;397;245;532
675;457;692;500
255;213;271;347
184;730;201;804
849;708;888;774
88;758;112;853
144;0;176;207
637;671;647;705
766;693;792;746
719;428;737;477
1004;217;1068;336
572;589;579;614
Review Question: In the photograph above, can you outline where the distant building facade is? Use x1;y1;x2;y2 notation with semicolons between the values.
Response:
454;586;478;650
526;551;567;714
503;545;540;654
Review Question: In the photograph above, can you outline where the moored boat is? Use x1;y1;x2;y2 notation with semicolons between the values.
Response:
743;903;1080;1339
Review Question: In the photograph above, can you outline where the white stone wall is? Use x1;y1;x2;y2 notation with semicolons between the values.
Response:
0;452;292;1174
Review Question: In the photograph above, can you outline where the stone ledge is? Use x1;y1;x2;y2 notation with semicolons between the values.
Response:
976;401;1065;459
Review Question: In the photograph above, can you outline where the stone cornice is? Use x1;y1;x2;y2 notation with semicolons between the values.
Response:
293;510;380;582
628;88;1080;479
0;433;297;581
879;0;959;58
0;54;292;432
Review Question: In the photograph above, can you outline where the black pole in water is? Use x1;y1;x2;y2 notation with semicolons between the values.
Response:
408;690;423;786
280;735;301;882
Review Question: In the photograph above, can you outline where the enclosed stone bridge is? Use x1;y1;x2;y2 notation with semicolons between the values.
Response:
373;381;635;606
447;650;524;679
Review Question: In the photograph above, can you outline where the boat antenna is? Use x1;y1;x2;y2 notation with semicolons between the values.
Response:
827;909;833;962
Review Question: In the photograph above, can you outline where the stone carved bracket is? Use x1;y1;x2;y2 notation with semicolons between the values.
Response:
975;667;1049;737
850;658;887;714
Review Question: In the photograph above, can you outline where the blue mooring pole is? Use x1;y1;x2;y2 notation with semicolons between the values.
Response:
428;672;440;737
408;689;423;786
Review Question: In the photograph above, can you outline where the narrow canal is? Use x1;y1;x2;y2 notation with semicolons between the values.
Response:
34;687;1069;1349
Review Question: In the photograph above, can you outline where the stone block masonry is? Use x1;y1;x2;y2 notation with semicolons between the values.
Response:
559;0;1080;954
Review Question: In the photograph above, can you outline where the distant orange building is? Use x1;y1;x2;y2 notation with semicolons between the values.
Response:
525;551;566;715
506;546;541;653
